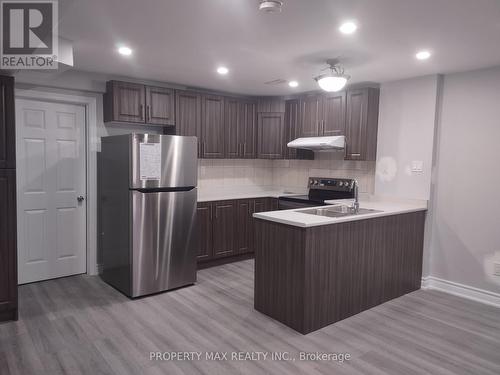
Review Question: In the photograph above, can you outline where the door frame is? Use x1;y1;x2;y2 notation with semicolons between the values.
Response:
15;88;99;276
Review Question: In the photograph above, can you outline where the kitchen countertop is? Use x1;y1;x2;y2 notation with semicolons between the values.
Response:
197;188;304;202
253;196;427;227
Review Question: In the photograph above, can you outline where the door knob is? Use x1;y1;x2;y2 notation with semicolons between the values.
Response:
77;195;85;202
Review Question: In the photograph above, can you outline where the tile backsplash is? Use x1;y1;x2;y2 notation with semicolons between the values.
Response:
198;151;376;194
198;159;274;190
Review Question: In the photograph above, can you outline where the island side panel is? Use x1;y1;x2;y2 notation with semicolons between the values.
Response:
303;211;426;333
254;219;307;333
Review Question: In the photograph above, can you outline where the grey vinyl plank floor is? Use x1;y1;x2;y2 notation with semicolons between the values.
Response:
1;259;500;375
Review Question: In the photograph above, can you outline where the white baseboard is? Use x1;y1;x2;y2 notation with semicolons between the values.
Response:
421;276;500;308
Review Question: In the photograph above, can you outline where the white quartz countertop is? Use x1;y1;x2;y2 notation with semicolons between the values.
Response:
252;196;428;227
197;188;304;202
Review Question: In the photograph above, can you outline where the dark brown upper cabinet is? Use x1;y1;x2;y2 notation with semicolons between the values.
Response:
225;98;257;159
299;94;322;137
322;91;346;136
145;86;175;125
224;97;240;158
257;97;285;113
257;112;285;159
175;90;202;156
345;88;379;161
104;81;145;123
239;100;257;158
104;81;174;126
293;88;378;161
201;94;225;158
298;92;346;138
0;75;15;169
284;99;314;160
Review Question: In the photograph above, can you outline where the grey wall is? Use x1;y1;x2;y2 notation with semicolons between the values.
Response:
428;66;500;293
375;75;439;200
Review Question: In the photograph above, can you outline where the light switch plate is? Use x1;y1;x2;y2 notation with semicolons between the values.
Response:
411;160;424;173
494;262;500;276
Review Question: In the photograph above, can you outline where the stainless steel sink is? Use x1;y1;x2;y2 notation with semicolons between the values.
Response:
298;205;382;218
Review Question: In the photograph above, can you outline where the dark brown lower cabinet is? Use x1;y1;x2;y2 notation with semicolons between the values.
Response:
196;202;213;261
0;169;17;322
197;197;279;267
212;201;236;257
267;197;279;211
196;200;237;263
236;200;252;254
254;211;426;334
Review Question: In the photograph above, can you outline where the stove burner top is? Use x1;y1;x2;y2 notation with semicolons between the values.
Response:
278;195;326;205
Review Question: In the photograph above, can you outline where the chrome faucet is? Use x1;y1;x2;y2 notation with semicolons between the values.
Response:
351;179;359;213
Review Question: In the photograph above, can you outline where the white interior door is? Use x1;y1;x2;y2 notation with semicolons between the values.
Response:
16;98;87;284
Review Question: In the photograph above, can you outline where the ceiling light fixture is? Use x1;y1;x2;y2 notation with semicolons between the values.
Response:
314;59;350;92
259;0;283;13
415;50;431;60
217;66;229;75
339;21;357;34
117;46;132;56
288;80;298;88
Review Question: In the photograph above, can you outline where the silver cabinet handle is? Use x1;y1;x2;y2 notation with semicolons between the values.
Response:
139;104;144;121
77;195;85;202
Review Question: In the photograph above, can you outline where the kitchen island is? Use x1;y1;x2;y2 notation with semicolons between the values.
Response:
253;197;427;334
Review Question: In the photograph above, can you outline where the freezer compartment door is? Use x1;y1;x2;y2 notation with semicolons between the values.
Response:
131;188;198;297
131;134;198;189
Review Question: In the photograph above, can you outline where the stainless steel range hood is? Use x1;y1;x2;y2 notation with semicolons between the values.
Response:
287;136;345;151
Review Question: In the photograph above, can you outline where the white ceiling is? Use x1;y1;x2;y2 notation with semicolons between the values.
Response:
58;0;500;95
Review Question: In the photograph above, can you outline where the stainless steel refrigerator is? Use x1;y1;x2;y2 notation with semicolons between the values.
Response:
100;134;198;298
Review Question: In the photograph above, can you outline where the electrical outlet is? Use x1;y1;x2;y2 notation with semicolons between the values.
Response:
411;160;424;173
494;262;500;276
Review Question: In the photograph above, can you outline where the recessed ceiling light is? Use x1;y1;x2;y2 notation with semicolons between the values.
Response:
118;46;132;56
288;80;299;88
339;21;357;34
217;66;229;75
416;50;431;60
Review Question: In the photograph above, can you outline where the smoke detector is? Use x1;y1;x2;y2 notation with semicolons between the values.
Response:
259;1;283;13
